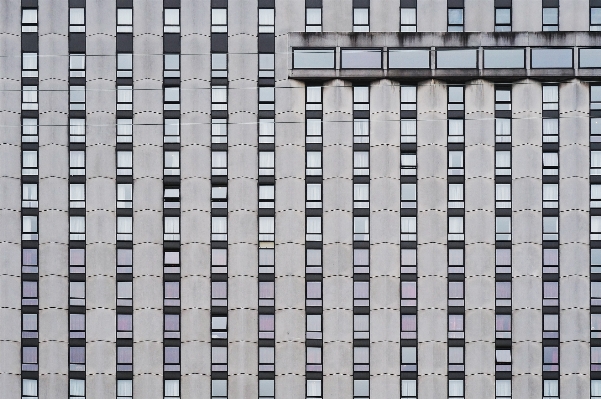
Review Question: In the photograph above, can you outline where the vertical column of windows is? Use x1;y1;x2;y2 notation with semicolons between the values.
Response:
352;86;370;399
163;1;181;397
542;84;560;399
542;0;559;31
258;2;275;399
115;1;134;397
494;86;512;399
305;86;323;399
400;0;417;32
21;3;39;398
305;0;322;32
447;85;465;399
447;0;464;32
353;0;370;32
494;0;512;32
211;2;228;399
400;85;417;399
68;2;87;398
591;85;601;399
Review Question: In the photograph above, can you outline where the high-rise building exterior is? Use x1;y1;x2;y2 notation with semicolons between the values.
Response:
2;0;601;399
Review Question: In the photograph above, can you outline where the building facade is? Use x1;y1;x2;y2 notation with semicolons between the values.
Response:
1;0;601;398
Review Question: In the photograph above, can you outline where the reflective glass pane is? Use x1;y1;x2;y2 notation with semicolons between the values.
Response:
437;49;477;68
389;49;430;69
341;49;382;69
484;49;525;68
293;49;335;69
531;48;572;69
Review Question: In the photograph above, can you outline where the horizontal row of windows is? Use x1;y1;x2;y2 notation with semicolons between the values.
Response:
293;47;601;70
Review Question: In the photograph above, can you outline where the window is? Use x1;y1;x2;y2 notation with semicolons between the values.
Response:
401;183;416;208
448;151;464;175
543;281;559;306
496;248;511;274
496;217;511;241
212;346;228;371
117;151;132;175
543;216;558;240
70;8;85;32
448;6;464;32
22;215;38;240
258;53;273;78
354;347;370;373
69;281;85;306
401;217;416;241
353;8;369;32
164;151;180;175
400;248;416;274
69;118;85;143
353;217;369;241
401;314;417;339
307;86;322;110
354;86;369;110
22;313;38;338
164;86;180;111
117;314;132;339
259;87;274;111
212;216;227;241
212;8;227;32
117;281;133;306
400;2;417;32
22;86;38;110
69;216;85;240
117;53;132;78
212;53;226;78
448;314;464;338
543;379;558;399
543;85;558;110
212;119;227;144
354;314;369;339
496;281;511;307
22;346;38;371
543;248;558;274
401;281;417;306
543;6;559;31
543;183;558;208
212;316;227;339
401;85;417;143
543;152;558;176
117;380;133;399
259;281;275;306
259;217;274;241
543;346;559;371
495;151;511;175
259;380;275;399
164;8;180;33
165;314;180;339
307;151;322;176
22;248;38;274
449;248;464;274
495;6;511;31
496;314;511;339
22;52;38;78
212;86;227;110
306;249;322;274
165;380;180;399
117;249;133;274
306;7;322;32
401;379;417;399
353;248;369;274
258;346;274;372
22;379;38;398
117;183;132;208
164;346;180;371
448;183;463;208
259;185;275;209
117;216;133;241
495;184;511;209
354;152;369;176
164;251;180;274
496;348;511;371
164;281;180;307
307;314;322;339
117;85;133;110
259;314;275;339
592;5;601;31
449;346;464;371
496;380;511;399
212;380;227;399
70;151;85;176
117;8;133;32
259;8;275;33
117;118;132;143
70;379;85;399
595;314;601;338
70;346;85;371
22;9;38;32
22;280;38;305
543;313;559;339
22;183;38;208
22;118;38;142
448;379;464;398
307;380;322;399
306;216;322;241
69;249;85;274
306;346;322;371
353;281;369;306
164;216;180;241
448;281;464;307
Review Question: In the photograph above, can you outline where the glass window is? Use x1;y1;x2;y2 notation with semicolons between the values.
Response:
437;49;477;69
389;49;430;69
306;8;322;32
448;8;464;32
294;49;335;69
341;49;382;69
531;48;572;69
484;49;525;69
400;7;417;32
353;8;369;32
